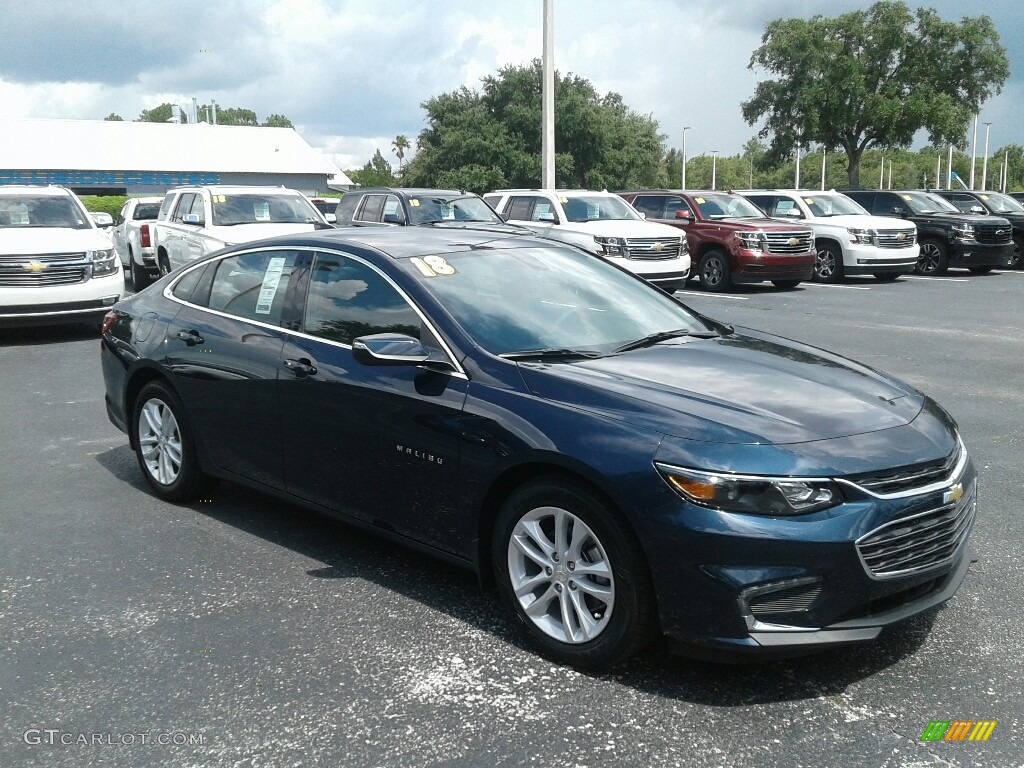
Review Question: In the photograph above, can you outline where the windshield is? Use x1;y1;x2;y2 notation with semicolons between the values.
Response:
901;192;960;215
561;195;641;223
694;193;765;219
975;192;1024;214
408;243;707;356
0;194;92;229
407;195;503;225
803;194;869;217
211;193;324;226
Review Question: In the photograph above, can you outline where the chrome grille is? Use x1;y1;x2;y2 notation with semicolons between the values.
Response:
856;486;976;579
0;265;88;286
0;251;87;264
749;583;823;617
624;237;683;260
763;231;813;254
974;224;1012;245
845;441;962;496
875;229;917;248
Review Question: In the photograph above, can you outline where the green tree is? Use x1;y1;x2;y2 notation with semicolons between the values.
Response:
137;103;183;123
104;113;123;121
262;113;294;128
404;60;665;194
347;149;396;187
392;134;411;177
742;1;1009;187
215;107;259;126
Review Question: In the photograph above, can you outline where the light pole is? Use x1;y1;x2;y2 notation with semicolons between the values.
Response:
969;115;978;188
981;122;992;190
794;142;801;189
681;126;691;190
540;0;555;189
710;150;719;190
820;146;826;190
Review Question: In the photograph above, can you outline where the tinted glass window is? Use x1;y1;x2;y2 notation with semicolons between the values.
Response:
303;253;422;345
172;193;196;223
743;195;775;216
158;194;175;220
356;195;386;223
207;250;300;325
186;194;205;221
664;196;694;218
210;193;320;225
631;196;665;218
133;203;161;220
507;197;534;221
382;195;406;224
482;195;502;209
171;264;209;301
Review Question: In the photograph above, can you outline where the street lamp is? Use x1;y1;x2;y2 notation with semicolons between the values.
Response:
969;115;978;188
710;150;719;191
794;142;801;189
681;126;691;190
981;122;992;190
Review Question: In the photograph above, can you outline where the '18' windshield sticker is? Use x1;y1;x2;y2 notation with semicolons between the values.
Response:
903;195;913;201
409;199;421;207
255;257;287;314
410;256;456;277
694;197;706;204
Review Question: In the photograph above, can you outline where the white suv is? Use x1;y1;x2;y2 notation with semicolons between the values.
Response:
153;185;331;274
483;189;691;291
737;190;918;283
0;186;123;325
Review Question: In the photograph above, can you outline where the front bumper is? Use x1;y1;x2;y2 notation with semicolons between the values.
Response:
845;255;918;276
731;249;815;283
948;240;1015;267
0;269;123;325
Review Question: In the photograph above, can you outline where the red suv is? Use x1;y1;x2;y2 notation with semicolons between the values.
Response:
620;190;815;291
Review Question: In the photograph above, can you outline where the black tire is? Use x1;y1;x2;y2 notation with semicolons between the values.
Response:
132;380;210;501
916;240;948;275
698;249;731;292
158;252;172;277
968;266;994;274
813;243;844;283
873;273;901;282
771;279;801;289
492;476;656;667
130;250;152;290
1010;234;1023;269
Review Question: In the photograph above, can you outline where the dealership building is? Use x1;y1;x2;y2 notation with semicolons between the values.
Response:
0;118;351;196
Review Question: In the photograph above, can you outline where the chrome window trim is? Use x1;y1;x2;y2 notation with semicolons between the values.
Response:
162;245;468;380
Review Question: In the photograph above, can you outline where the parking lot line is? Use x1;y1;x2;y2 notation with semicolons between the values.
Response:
902;276;969;282
674;290;749;300
802;283;872;290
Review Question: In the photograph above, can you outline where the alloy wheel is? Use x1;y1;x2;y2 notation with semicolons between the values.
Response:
137;398;183;486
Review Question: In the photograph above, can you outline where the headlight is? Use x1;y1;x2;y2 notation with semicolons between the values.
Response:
656;463;845;516
679;235;689;256
847;227;873;245
735;232;764;251
952;223;975;240
594;236;627;256
90;248;118;277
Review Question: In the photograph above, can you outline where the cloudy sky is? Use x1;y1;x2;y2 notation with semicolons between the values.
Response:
1;0;1020;172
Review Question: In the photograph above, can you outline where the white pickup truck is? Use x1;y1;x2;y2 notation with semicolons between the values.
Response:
112;196;163;288
153;185;332;275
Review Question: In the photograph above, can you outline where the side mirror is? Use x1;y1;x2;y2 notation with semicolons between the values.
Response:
325;213;337;224
183;213;203;225
675;210;691;220
382;212;403;224
352;333;432;366
970;205;986;215
500;212;510;222
637;211;647;220
536;212;558;223
91;212;114;228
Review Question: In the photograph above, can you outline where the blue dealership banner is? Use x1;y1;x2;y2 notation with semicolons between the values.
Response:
0;170;220;186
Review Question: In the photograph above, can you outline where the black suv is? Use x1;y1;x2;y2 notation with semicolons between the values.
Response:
931;190;1023;269
335;188;522;232
845;190;1014;275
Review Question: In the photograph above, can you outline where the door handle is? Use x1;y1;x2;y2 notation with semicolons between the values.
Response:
283;357;318;377
176;329;204;346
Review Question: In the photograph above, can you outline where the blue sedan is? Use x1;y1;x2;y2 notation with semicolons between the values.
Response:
100;226;976;667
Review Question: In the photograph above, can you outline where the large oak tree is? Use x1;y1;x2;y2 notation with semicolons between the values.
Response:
741;1;1008;187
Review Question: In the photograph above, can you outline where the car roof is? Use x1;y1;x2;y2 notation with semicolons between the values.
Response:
490;189;617;196
165;185;306;195
347;188;471;196
226;224;552;262
0;185;76;197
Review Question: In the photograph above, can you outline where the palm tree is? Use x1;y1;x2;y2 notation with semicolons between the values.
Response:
392;134;410;178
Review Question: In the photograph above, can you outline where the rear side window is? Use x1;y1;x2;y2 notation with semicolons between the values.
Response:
206;250;300;326
171;264;209;302
506;197;534;221
355;195;386;223
631;196;665;218
171;193;197;223
482;195;502;210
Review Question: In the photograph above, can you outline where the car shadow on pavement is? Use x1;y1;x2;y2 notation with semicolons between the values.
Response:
0;323;101;346
94;444;942;706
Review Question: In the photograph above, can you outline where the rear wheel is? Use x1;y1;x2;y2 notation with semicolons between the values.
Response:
698;250;731;292
130;250;152;290
916;240;948;275
813;243;844;283
771;279;801;289
158;253;171;277
493;477;655;667
133;381;209;501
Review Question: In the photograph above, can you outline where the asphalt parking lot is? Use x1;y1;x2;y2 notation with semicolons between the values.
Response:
2;269;1022;768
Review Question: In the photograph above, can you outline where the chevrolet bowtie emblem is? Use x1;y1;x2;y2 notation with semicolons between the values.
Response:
788;238;799;246
896;232;906;240
653;242;665;252
24;261;48;273
943;483;964;505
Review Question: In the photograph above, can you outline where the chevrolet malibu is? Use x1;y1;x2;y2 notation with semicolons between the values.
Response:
100;228;976;667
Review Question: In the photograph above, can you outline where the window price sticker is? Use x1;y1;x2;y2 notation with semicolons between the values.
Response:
255;257;287;314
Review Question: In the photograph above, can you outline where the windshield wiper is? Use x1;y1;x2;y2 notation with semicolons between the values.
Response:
613;328;715;353
500;347;604;361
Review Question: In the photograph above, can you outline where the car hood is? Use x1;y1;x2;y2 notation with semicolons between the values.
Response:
813;214;915;231
713;217;812;233
516;328;923;445
563;219;684;238
206;222;323;244
0;227;110;254
912;212;1009;227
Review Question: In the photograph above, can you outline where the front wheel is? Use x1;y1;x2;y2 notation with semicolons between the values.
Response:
698;250;731;292
493;478;655;667
133;381;209;501
813;244;844;283
916;240;948;275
